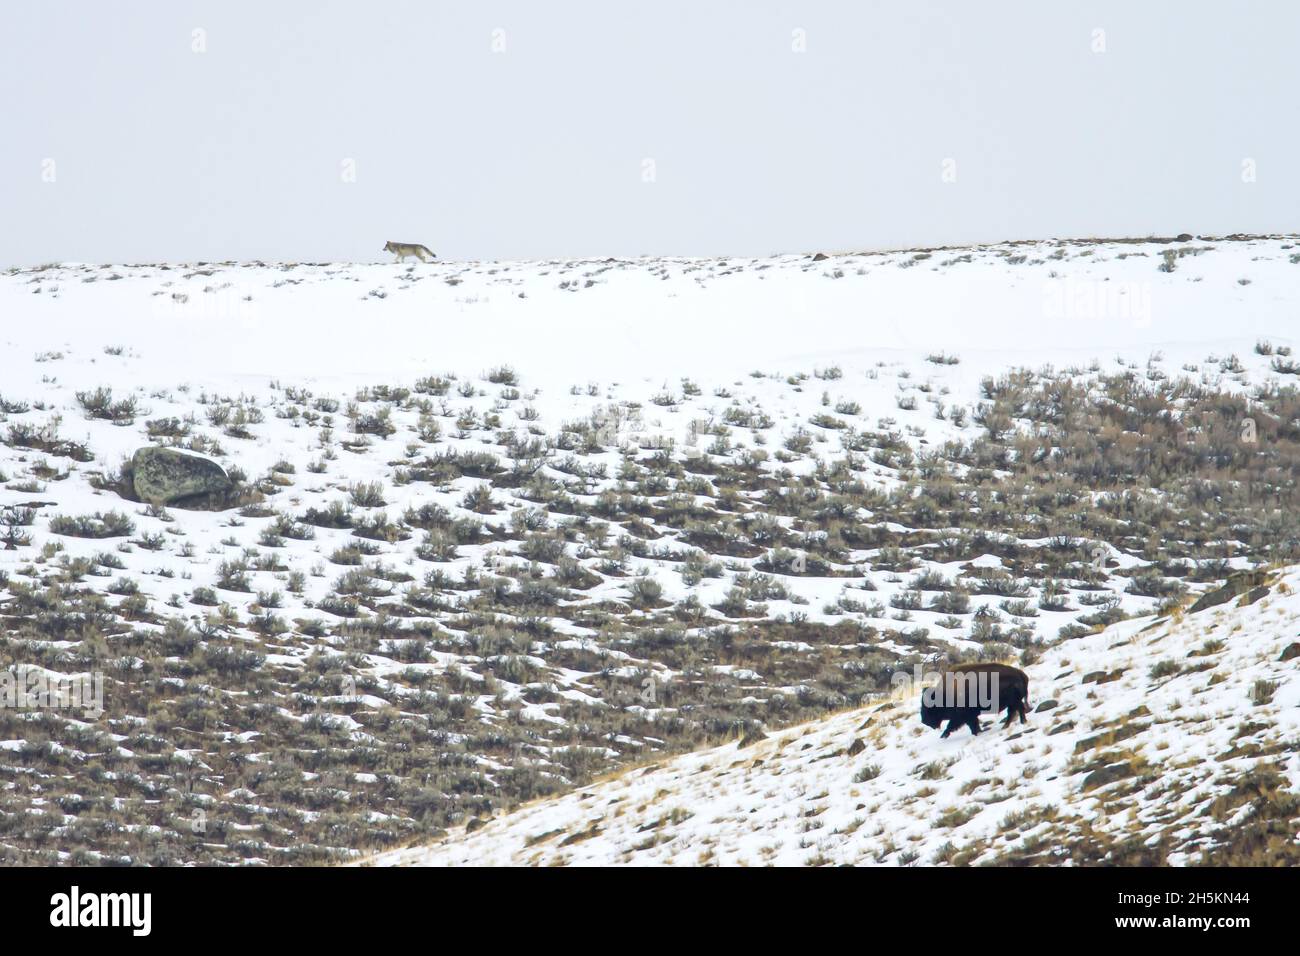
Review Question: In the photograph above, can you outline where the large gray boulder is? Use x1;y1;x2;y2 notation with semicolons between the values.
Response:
131;447;232;506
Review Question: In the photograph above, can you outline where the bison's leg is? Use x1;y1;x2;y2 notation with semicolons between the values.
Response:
966;714;981;735
1003;689;1025;727
941;718;959;738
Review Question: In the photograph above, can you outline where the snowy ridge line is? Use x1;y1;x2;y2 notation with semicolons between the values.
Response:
4;235;1298;389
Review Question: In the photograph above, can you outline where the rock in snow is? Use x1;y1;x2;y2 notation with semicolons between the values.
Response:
130;446;232;506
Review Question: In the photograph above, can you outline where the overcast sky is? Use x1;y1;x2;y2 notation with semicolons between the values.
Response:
3;1;1296;266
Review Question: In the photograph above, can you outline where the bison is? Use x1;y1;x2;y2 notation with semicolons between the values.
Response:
920;662;1029;737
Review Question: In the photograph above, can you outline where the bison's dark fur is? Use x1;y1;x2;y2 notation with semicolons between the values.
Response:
920;662;1029;737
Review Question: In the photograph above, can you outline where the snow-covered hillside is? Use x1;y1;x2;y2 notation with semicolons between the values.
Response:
367;566;1300;867
1;234;1298;865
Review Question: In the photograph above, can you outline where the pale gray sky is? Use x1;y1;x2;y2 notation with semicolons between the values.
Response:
3;1;1296;266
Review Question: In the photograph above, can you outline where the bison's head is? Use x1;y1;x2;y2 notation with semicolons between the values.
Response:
919;702;943;729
